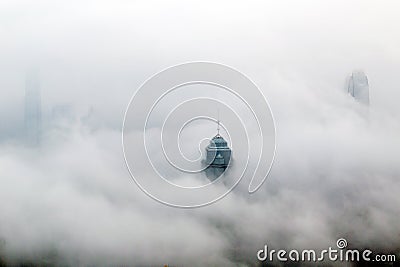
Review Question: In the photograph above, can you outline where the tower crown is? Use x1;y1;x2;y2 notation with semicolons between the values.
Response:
209;134;228;148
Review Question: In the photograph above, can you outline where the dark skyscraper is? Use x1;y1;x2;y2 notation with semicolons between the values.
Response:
205;121;232;180
24;70;42;145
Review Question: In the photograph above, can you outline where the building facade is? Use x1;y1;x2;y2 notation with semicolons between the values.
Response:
24;71;42;145
205;133;231;180
348;71;370;105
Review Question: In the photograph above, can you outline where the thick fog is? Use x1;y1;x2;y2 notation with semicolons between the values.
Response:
0;0;400;266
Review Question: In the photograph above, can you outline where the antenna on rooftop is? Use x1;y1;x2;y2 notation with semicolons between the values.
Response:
217;109;220;135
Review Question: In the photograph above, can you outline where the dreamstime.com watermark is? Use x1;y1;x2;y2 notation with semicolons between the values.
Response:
257;238;397;263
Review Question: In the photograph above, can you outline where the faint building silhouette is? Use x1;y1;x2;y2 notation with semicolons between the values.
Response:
347;71;370;105
24;70;42;145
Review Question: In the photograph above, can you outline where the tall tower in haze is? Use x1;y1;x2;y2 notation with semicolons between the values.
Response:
24;70;42;145
348;71;370;105
205;120;231;180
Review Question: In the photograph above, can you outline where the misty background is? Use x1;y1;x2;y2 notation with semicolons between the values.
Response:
0;0;400;266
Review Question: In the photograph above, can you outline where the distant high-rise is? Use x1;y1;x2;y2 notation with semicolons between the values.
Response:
204;121;231;180
24;70;42;145
347;71;370;105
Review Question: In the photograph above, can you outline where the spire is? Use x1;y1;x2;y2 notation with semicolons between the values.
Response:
217;109;220;136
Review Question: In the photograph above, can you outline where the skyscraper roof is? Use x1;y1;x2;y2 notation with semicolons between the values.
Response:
209;134;228;148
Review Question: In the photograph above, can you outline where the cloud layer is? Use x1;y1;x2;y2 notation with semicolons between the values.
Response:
1;0;400;265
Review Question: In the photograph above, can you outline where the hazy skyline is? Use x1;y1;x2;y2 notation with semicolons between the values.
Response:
0;0;400;266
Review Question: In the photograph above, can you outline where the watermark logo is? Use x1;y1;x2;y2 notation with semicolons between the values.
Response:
122;62;276;208
336;238;348;249
257;238;397;263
